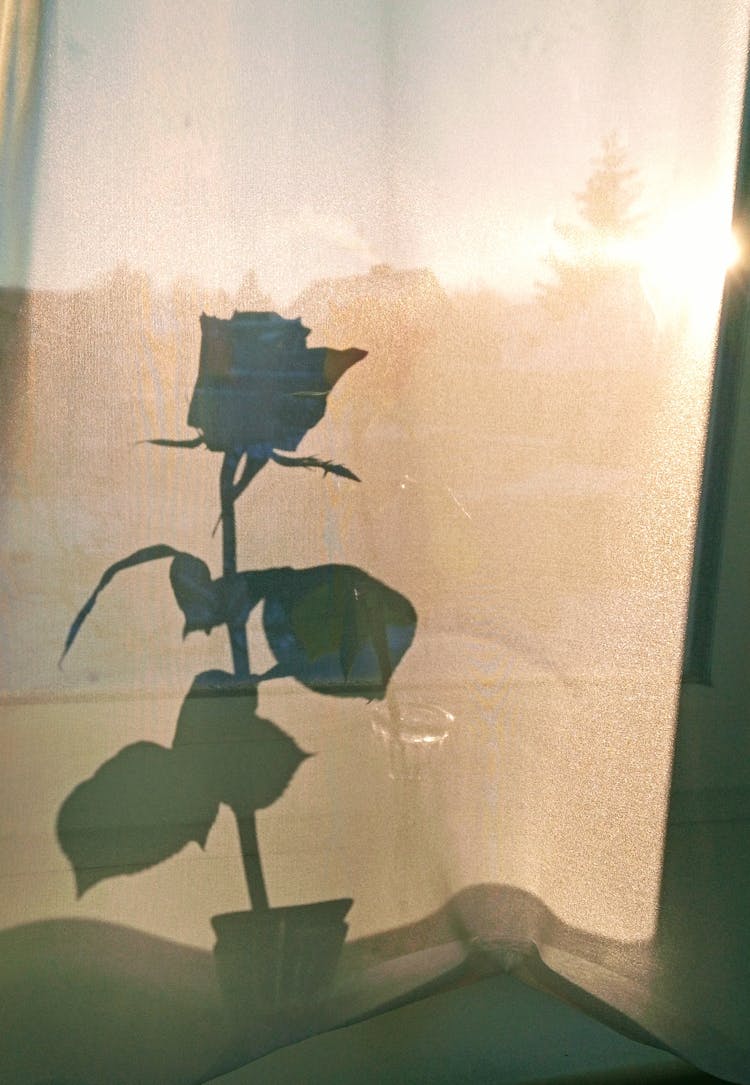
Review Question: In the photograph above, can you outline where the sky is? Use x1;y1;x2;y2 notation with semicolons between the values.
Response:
9;0;750;302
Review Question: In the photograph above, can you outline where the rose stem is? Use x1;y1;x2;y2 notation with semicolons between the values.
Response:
220;449;270;912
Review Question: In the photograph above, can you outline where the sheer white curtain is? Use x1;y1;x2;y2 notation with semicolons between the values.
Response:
1;2;749;1082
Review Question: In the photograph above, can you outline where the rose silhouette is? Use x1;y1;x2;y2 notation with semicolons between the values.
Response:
187;311;367;455
60;305;416;954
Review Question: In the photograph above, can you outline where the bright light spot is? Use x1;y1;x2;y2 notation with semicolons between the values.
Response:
638;197;740;343
538;192;739;347
724;229;742;269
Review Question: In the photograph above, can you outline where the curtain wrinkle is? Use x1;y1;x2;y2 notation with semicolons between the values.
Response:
0;0;49;484
0;0;47;285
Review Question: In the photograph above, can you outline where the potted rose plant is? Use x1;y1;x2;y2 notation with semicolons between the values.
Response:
59;310;417;1038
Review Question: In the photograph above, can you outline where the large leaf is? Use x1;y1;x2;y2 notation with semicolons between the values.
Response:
259;565;417;699
57;741;220;896
172;670;310;817
58;671;309;894
167;563;417;700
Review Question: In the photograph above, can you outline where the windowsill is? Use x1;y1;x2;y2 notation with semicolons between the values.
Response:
206;972;722;1085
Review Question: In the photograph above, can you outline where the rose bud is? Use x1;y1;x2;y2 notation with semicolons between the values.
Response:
187;311;367;456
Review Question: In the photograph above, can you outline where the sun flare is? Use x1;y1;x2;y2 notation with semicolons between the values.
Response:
635;197;740;341
541;191;740;345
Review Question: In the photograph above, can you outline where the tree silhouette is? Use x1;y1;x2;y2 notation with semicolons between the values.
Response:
575;133;642;237
538;134;644;319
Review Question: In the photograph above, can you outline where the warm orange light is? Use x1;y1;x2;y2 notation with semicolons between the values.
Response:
636;198;739;341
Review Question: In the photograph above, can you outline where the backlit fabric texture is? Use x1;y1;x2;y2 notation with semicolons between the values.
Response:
2;2;750;1082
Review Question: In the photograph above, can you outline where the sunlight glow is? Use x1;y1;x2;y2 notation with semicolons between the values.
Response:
638;199;740;340
545;193;740;344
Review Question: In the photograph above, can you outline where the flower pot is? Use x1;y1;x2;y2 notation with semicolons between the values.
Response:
211;899;353;1032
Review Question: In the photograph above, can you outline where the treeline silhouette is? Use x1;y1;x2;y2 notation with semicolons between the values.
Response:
1;249;684;698
2;254;664;476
